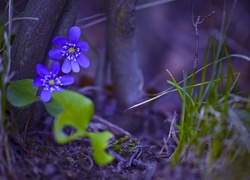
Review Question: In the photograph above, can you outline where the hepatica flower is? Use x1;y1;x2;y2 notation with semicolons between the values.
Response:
33;62;74;102
48;26;90;73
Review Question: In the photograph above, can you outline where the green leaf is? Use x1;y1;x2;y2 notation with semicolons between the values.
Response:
6;79;39;107
44;95;64;116
87;131;114;165
45;90;94;144
45;90;113;165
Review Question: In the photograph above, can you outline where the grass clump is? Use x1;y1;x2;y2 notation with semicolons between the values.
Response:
151;1;250;178
167;3;250;177
168;41;250;178
0;0;15;178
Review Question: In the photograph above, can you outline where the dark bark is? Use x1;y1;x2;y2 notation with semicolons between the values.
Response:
10;0;80;130
44;0;81;66
107;0;141;109
11;0;67;80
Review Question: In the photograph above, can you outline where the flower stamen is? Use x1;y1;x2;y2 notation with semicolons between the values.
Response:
49;79;54;85
69;47;75;53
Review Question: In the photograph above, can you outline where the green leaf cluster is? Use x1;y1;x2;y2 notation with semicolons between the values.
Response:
168;36;250;178
6;79;113;165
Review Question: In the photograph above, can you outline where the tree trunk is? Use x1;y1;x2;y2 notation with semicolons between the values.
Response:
107;0;141;109
44;0;80;66
11;0;67;80
10;0;80;130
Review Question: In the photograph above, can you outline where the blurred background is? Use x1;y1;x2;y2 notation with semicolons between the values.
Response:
77;0;250;114
76;0;250;89
2;0;250;113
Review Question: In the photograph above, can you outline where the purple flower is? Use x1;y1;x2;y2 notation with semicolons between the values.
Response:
48;26;90;73
33;62;74;102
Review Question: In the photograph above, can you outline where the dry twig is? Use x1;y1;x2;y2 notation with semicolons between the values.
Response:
191;0;215;72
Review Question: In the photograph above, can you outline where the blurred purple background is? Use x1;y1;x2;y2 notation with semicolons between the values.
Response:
2;0;250;111
75;0;250;92
77;0;250;113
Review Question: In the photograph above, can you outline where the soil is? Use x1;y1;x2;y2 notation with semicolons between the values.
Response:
3;97;201;180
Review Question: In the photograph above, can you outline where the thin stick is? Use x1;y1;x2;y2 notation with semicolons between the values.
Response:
191;0;215;72
159;112;178;154
78;0;176;29
136;0;175;10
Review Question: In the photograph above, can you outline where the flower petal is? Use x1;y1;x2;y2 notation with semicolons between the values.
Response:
36;64;49;77
50;62;60;76
68;26;81;44
52;37;68;46
77;54;90;68
71;60;80;73
40;89;52;102
77;41;89;51
48;48;64;60
60;75;74;85
62;59;71;73
33;77;44;87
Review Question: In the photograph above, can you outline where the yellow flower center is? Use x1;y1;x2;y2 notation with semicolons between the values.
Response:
69;47;75;53
49;79;54;85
